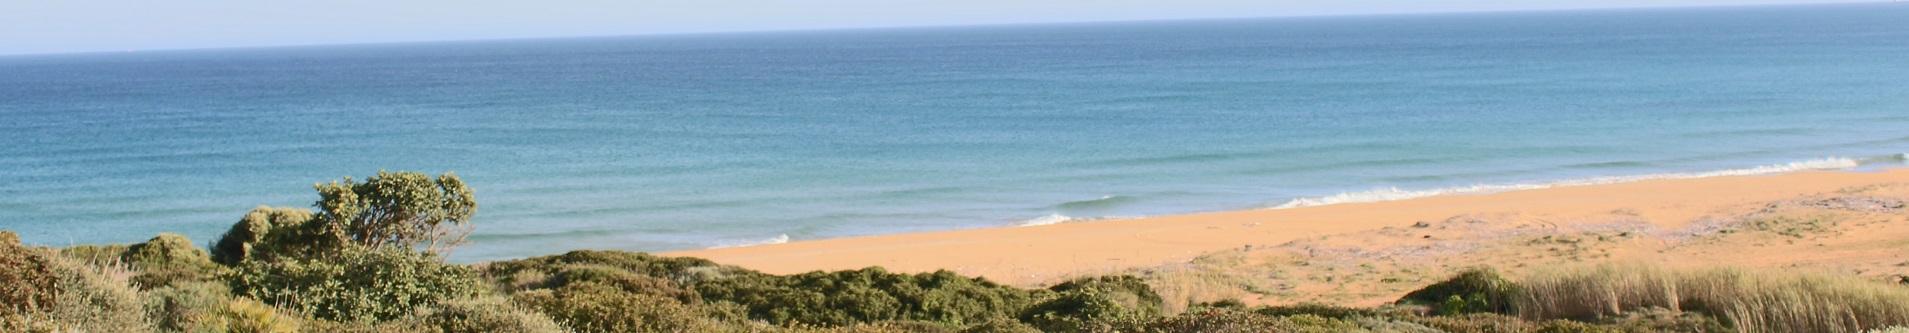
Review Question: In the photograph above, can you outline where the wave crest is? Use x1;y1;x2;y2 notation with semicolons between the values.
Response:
1270;157;1862;209
1017;214;1075;227
710;234;790;249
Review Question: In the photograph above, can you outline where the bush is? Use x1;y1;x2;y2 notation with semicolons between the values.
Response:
699;267;1038;327
416;296;564;333
144;281;233;332
1;231;60;318
0;231;153;332
1408;313;1535;333
122;233;224;289
959;318;1042;333
514;283;727;333
216;298;302;333
1255;303;1387;319
487;250;1039;327
1018;275;1165;333
212;206;315;265
1141;308;1289;333
229;246;480;323
1397;268;1519;315
312;171;476;253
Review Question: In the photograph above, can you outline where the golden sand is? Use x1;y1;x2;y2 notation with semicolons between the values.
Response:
666;169;1909;287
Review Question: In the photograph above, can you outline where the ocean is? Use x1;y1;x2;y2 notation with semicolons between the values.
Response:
3;3;1906;261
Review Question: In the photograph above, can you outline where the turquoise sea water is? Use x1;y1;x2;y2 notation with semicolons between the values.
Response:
3;3;1907;261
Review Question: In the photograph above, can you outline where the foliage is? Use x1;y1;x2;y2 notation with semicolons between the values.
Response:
699;267;1039;327
144;281;232;332
216;298;303;333
957;318;1042;333
1;231;61;319
1397;268;1519;315
1017;275;1165;333
513;283;726;333
313;171;477;254
0;235;153;332
122;233;225;289
487;250;1040;327
228;245;481;323
212;206;315;265
415;296;566;333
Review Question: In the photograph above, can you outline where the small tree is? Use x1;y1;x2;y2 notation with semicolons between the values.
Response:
312;171;476;254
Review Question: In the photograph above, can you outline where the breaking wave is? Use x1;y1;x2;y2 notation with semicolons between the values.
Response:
1270;157;1866;209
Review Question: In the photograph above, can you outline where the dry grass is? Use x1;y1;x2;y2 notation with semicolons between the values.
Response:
1515;263;1909;333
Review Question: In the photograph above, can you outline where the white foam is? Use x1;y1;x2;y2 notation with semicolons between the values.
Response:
710;234;790;249
1017;213;1075;227
1270;157;1862;209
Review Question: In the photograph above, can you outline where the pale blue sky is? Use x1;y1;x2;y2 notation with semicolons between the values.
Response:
0;0;1857;55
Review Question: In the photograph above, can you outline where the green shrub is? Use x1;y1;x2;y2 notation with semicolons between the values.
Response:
514;283;726;333
1;231;60;318
229;245;480;323
1018;275;1165;333
1142;308;1290;333
488;250;1038;328
216;298;302;333
1255;303;1386;319
144;281;233;332
416;296;564;333
959;318;1042;333
1397;268;1519;315
123;233;224;289
311;171;476;253
212;206;315;265
0;231;152;332
1408;313;1534;333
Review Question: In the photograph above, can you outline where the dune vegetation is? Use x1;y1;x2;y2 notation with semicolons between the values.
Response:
4;170;1909;332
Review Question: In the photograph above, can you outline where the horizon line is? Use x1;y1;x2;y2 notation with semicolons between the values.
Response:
0;0;1888;58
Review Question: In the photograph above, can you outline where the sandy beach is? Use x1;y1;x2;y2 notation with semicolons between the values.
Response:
669;168;1909;287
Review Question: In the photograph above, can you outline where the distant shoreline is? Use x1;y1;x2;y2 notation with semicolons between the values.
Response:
667;167;1909;286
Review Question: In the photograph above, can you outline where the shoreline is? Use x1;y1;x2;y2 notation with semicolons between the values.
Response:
665;167;1909;286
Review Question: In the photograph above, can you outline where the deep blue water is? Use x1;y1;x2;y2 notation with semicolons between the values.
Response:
3;3;1907;261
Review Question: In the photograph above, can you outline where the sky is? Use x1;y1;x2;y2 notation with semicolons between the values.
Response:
0;0;1862;55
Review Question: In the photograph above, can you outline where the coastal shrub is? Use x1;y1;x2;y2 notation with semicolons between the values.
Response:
484;250;749;288
1018;275;1165;332
144;281;232;332
1513;264;1909;333
212;206;315;265
699;267;1040;327
415;296;565;333
60;243;132;267
311;171;477;254
1255;303;1389;319
1407;313;1535;333
810;321;963;333
1;231;61;318
1141;308;1289;333
57;233;224;290
123;233;224;289
228;245;481;323
0;231;153;332
514;283;727;333
487;250;1038;327
216;298;304;333
1397;268;1519;315
958;318;1042;333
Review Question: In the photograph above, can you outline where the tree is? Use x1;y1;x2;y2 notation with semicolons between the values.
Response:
312;171;477;254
